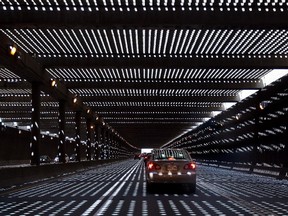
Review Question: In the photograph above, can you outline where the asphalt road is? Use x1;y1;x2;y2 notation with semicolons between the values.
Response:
0;159;287;215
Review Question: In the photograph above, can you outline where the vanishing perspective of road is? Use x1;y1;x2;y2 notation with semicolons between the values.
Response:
1;159;288;215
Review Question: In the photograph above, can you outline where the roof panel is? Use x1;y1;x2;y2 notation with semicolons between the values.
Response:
1;0;288;11
46;68;271;80
2;29;288;57
0;1;287;149
0;67;21;79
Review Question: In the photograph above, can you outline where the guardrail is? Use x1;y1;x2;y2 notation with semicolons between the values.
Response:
197;160;288;180
0;159;125;189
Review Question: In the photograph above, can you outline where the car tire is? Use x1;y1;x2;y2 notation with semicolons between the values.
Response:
187;183;196;193
146;182;154;193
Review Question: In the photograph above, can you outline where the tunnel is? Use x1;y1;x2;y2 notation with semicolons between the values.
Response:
0;1;288;215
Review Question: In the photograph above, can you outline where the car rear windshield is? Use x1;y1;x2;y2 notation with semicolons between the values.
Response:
153;149;190;160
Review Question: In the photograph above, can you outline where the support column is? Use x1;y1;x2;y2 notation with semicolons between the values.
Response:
91;123;95;160
115;137;119;159
58;100;66;163
110;134;114;159
95;123;101;160
30;82;41;165
75;111;81;162
86;118;92;161
107;130;111;159
279;111;288;179
102;126;107;160
250;92;261;173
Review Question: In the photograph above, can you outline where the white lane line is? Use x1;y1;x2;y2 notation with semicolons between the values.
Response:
95;200;113;216
82;200;102;216
92;162;141;216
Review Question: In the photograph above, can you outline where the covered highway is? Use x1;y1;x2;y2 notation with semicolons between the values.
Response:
0;0;288;215
1;159;288;215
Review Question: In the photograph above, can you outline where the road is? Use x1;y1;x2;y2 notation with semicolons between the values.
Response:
0;159;287;215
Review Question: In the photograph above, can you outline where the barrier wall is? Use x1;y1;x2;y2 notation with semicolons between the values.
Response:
0;125;85;164
0;159;123;188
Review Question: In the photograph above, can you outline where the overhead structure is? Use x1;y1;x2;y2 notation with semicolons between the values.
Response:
1;0;288;149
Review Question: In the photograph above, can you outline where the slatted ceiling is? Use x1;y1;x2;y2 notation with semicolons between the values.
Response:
99;111;212;115
106;117;204;121
85;101;223;107
69;88;239;97
1;0;288;11
0;102;31;107
1;1;287;149
0;89;30;96
2;29;288;58
70;89;238;96
0;68;21;79
46;68;271;80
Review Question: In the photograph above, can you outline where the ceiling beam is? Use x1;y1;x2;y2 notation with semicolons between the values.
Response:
108;119;203;123
42;56;288;69
110;121;200;126
66;79;264;90
82;95;239;102
101;113;213;118
0;96;51;102
91;106;225;112
0;95;239;102
1;10;288;28
0;33;102;120
0;104;225;112
0;33;71;102
0;80;31;89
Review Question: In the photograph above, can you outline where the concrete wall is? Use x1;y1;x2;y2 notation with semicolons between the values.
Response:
0;125;85;163
0;126;30;161
0;159;122;188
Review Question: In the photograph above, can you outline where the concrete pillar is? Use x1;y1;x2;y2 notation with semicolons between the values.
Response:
91;123;95;160
95;123;101;160
279;110;288;179
110;134;114;159
58;100;66;163
107;130;111;159
250;91;261;173
75;111;81;162
30;82;41;165
86;118;92;161
102;126;107;160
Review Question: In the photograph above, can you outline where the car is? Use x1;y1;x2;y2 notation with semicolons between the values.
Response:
39;155;52;163
54;154;69;163
69;154;77;161
134;154;141;160
143;153;152;166
146;148;196;193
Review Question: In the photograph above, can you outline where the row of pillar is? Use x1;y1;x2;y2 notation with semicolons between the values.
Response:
30;82;122;165
249;90;287;179
174;88;287;179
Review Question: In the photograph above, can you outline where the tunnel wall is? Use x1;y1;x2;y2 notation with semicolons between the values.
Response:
0;124;132;164
0;125;83;164
174;75;288;179
0;159;124;188
0;126;30;163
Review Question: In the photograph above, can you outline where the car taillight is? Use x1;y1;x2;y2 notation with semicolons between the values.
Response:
147;162;161;170
184;162;196;170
